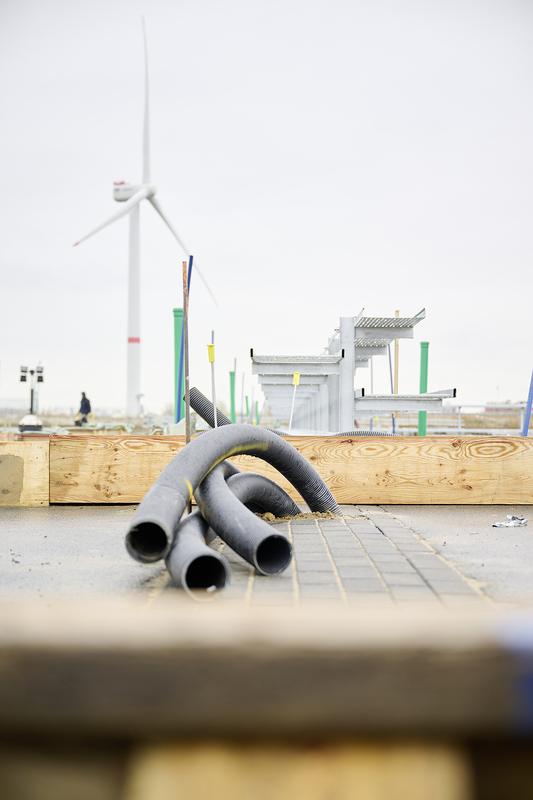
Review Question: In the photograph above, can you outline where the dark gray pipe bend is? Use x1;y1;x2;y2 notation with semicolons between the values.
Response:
196;465;292;575
205;470;300;543
165;512;230;597
189;386;283;436
126;423;339;563
190;387;232;428
226;473;300;517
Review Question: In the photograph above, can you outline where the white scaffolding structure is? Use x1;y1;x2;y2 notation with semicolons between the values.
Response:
252;309;456;433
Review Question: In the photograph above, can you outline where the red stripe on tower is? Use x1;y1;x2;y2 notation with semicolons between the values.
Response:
128;337;141;343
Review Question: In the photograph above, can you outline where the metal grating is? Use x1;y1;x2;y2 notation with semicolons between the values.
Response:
252;355;341;364
355;309;425;329
353;338;389;347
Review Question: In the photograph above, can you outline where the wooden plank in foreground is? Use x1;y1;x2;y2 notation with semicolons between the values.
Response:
0;601;523;738
0;439;49;506
125;741;472;800
49;435;533;504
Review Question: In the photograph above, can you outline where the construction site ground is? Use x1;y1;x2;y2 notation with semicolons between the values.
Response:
1;504;532;607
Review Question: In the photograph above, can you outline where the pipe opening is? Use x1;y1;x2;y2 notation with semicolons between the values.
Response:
185;555;227;591
255;535;292;575
126;523;168;563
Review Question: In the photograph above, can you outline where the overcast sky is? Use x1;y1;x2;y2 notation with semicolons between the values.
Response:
1;0;532;413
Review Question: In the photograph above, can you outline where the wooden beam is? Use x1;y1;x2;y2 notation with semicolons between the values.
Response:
49;435;185;503
48;435;533;505
0;439;49;506
0;601;519;738
125;741;472;800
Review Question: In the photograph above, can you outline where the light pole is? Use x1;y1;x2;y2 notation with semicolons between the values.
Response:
19;364;44;432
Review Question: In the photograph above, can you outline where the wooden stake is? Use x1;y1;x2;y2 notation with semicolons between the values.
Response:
394;309;400;395
182;260;191;445
208;330;217;428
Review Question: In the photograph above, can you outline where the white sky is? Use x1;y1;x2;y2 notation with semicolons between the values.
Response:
1;0;532;413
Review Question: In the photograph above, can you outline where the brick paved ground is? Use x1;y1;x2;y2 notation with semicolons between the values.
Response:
0;505;490;605
209;506;487;608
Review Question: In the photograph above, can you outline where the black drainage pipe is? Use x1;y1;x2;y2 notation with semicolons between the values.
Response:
165;513;229;597
190;386;283;436
126;423;339;563
226;472;301;517
190;387;232;428
197;464;292;575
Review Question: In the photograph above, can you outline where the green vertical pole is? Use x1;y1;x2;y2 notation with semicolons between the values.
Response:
173;308;184;422
255;400;260;426
418;341;429;436
245;395;250;419
229;371;236;423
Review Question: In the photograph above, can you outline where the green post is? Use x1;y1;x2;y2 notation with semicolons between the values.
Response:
255;400;260;426
173;308;184;422
418;341;429;436
229;371;236;423
245;395;250;419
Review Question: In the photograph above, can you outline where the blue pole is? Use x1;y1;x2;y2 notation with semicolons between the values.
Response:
521;369;533;436
176;256;193;422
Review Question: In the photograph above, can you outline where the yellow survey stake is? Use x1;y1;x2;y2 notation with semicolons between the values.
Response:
207;344;216;363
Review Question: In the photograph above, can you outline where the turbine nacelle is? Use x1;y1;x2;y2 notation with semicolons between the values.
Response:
113;181;156;202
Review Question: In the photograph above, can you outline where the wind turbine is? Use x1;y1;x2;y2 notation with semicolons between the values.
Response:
74;19;215;417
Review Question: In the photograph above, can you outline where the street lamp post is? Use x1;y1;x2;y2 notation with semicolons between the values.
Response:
19;364;44;432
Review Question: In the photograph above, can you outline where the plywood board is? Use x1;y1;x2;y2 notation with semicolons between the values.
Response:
0;440;49;506
49;435;533;505
232;436;533;505
49;435;185;504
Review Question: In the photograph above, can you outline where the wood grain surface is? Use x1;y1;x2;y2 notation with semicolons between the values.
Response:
0;440;49;506
48;435;533;505
49;435;186;503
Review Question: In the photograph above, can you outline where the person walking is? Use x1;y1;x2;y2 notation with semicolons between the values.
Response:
75;392;92;426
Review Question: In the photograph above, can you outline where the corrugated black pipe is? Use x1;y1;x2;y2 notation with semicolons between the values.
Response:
197;464;292;575
126;423;339;563
190;387;232;428
165;512;230;597
336;430;395;436
226;473;301;517
190;386;283;436
205;471;300;542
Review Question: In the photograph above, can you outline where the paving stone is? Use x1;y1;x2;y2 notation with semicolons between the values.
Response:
382;574;428;587
391;586;436;600
337;566;379;578
342;580;387;593
294;554;330;562
426;581;477;595
298;573;338;585
410;565;453;576
296;562;334;572
375;563;417;574
299;587;342;598
369;554;410;563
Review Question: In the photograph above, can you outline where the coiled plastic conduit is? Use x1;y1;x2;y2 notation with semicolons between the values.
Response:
126;423;339;563
197;463;297;574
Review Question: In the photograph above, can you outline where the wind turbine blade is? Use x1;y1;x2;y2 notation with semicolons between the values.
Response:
142;17;150;184
74;187;149;246
148;196;219;307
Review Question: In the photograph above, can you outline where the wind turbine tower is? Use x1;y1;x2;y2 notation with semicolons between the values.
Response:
74;20;212;417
